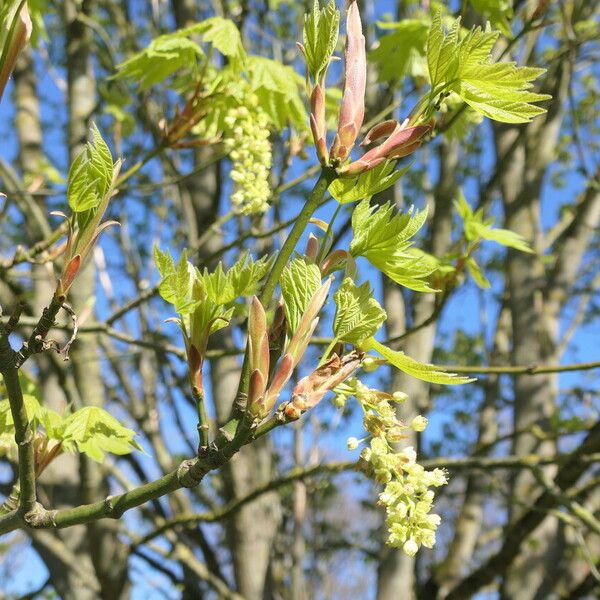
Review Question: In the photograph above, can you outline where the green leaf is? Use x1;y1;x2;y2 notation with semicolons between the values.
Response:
473;223;533;253
333;278;386;344
364;338;475;385
193;17;246;64
466;257;491;289
61;407;141;463
199;253;272;306
470;0;513;38
455;192;533;253
426;13;550;123
247;56;307;130
303;0;340;82
329;161;410;204
0;388;62;440
228;253;272;298
200;263;236;306
114;33;205;90
281;259;322;333
154;247;198;315
457;63;551;124
67;123;114;214
350;200;436;292
369;19;428;81
427;12;461;88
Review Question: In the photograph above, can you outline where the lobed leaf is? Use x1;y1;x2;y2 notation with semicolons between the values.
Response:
426;13;551;123
333;278;386;344
61;406;141;463
329;161;410;204
364;338;475;385
350;200;436;292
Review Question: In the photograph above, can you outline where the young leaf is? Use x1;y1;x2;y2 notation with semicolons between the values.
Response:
61;406;141;463
193;17;246;64
248;56;307;130
427;12;461;88
114;33;204;90
0;391;62;438
281;259;322;333
455;192;533;253
154;247;198;314
228;253;272;298
201;263;237;306
67;123;114;214
466;257;491;289
350;200;436;292
369;19;429;81
333;278;387;344
303;0;340;83
364;338;475;385
470;0;513;38
472;223;534;253
329;161;410;204
426;13;551;123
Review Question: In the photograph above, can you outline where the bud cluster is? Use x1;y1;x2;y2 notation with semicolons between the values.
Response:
224;104;272;215
336;379;447;556
304;1;430;176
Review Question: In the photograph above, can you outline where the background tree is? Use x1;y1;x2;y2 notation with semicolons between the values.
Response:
0;1;598;599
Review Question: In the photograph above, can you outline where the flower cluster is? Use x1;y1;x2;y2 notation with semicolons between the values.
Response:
336;379;447;556
366;441;447;556
224;104;272;215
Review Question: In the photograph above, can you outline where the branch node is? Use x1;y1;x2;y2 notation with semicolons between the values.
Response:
23;503;53;529
177;459;207;488
104;495;115;514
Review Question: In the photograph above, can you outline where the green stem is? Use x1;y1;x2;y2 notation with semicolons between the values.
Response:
259;167;337;307
194;387;209;449
1;364;36;515
5;403;285;533
318;338;338;368
219;168;338;443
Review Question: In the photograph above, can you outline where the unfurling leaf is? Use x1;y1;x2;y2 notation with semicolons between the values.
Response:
350;200;436;292
426;13;550;123
364;338;475;385
281;259;322;334
333;278;386;344
67;123;114;215
302;0;340;83
455;191;533;254
154;247;198;315
61;407;142;462
329;161;410;204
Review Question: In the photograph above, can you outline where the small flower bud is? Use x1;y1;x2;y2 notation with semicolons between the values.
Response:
362;356;379;373
403;539;419;557
410;415;428;432
347;437;360;450
392;391;408;403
